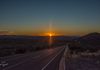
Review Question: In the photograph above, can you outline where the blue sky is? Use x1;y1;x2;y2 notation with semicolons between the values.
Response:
0;0;100;35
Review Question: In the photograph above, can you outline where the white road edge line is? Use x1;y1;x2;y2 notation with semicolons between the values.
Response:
64;46;67;70
59;45;67;70
59;55;65;70
64;56;66;70
41;47;65;70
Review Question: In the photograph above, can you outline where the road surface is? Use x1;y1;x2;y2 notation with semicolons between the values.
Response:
0;46;65;70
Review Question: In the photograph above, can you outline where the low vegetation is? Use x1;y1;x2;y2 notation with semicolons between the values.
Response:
0;36;67;57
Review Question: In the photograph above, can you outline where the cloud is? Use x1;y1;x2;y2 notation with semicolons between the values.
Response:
0;31;12;35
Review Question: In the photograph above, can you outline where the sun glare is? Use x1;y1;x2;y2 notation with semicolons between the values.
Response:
45;32;55;36
49;33;52;37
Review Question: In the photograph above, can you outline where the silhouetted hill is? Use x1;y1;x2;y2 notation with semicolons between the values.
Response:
79;32;100;45
81;32;100;39
68;32;100;53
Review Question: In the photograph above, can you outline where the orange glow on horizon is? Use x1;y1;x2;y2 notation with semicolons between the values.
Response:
44;32;55;36
49;33;52;37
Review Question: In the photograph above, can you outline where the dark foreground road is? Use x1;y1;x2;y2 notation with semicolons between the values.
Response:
0;46;65;70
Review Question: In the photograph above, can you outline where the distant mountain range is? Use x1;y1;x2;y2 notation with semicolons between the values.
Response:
0;35;78;41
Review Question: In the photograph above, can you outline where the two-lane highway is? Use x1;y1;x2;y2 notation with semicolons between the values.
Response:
1;46;65;70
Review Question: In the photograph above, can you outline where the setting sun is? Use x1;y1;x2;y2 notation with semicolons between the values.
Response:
49;33;52;37
45;32;55;36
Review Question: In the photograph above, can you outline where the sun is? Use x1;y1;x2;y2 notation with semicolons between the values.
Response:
48;32;55;36
44;32;55;36
49;33;52;37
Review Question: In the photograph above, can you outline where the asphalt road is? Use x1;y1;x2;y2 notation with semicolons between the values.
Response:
1;46;65;70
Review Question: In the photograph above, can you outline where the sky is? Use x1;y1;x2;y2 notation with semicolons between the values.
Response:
0;0;100;36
